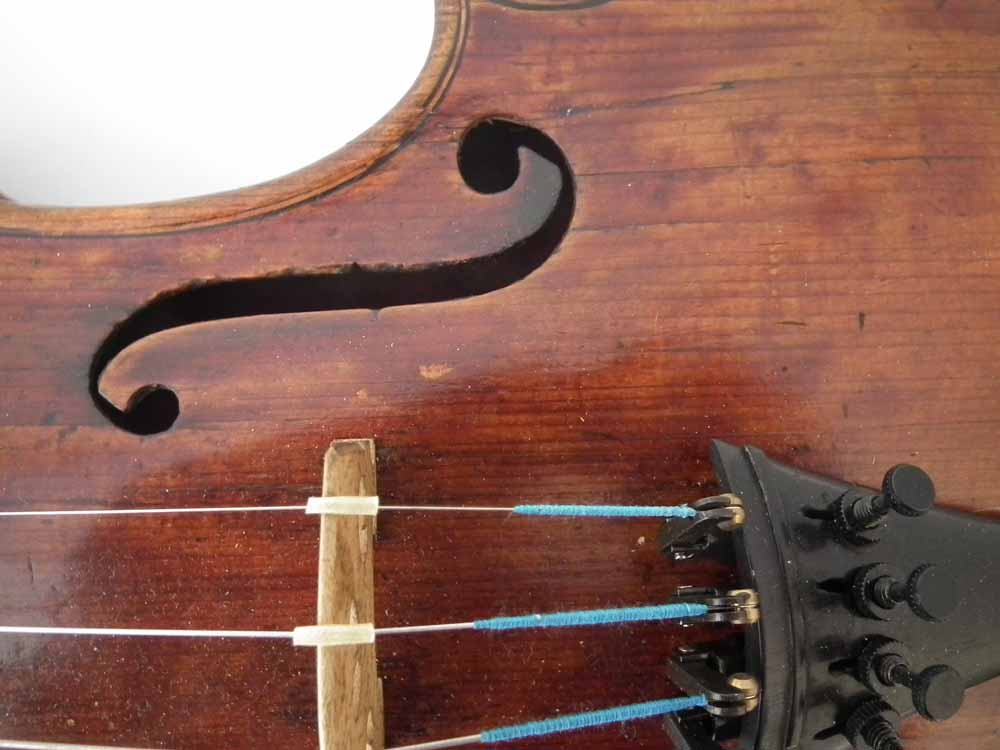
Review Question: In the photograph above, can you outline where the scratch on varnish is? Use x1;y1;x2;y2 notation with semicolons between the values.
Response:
420;363;454;380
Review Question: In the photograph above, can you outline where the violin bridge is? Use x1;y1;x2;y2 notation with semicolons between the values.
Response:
315;438;384;750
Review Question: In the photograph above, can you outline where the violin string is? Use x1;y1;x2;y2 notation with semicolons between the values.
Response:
0;744;153;750
387;694;709;750
0;505;310;517
0;503;697;519
0;626;294;639
0;602;710;643
0;695;709;750
390;735;482;750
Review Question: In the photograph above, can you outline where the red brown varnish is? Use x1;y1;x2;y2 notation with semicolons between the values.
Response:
1;1;999;748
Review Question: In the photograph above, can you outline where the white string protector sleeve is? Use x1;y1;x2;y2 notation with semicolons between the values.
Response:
305;496;380;515
292;624;376;646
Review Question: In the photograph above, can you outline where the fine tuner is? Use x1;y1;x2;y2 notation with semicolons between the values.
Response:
1;439;992;750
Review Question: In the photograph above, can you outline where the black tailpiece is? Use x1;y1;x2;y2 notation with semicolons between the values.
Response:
661;441;998;750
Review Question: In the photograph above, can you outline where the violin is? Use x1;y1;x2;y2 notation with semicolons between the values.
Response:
2;2;998;749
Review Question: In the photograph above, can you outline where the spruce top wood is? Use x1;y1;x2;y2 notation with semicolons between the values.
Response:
1;1;999;749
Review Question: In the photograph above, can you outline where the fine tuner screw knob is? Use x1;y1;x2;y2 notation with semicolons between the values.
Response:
833;465;936;544
854;464;936;523
877;655;966;722
855;637;966;723
851;563;959;622
844;698;904;750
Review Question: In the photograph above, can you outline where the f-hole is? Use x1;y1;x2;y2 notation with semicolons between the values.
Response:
91;119;576;435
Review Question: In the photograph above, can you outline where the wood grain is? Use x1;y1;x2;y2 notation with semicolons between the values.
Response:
1;1;999;749
316;440;383;750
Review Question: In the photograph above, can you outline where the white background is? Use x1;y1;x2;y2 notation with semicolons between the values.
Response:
0;1;434;207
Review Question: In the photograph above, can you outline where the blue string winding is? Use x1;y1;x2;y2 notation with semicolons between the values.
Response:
473;603;708;632
513;504;697;518
481;694;709;743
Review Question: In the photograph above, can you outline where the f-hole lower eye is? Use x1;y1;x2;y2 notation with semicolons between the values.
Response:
124;386;181;436
91;118;576;436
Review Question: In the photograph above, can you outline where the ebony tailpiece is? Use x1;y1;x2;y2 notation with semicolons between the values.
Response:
661;441;1000;750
